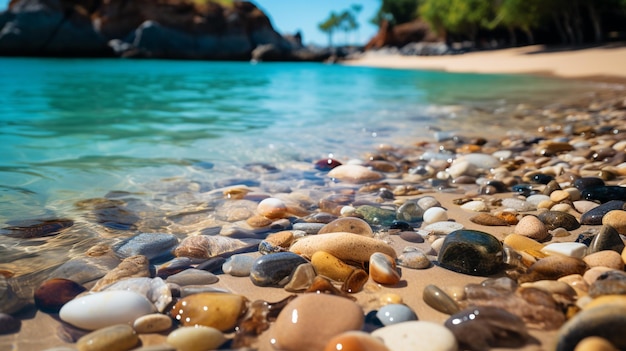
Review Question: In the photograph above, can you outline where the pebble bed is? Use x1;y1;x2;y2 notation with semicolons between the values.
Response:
1;86;626;351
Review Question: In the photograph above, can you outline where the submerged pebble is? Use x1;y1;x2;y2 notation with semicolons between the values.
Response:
166;326;226;351
75;324;139;351
250;251;308;287
170;292;247;331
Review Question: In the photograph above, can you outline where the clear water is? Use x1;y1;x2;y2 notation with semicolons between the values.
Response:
0;58;601;223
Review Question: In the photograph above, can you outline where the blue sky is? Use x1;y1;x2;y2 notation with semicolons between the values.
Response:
0;0;380;46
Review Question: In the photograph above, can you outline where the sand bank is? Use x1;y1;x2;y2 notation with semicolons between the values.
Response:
343;44;626;81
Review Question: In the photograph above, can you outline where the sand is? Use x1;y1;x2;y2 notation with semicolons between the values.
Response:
342;43;626;82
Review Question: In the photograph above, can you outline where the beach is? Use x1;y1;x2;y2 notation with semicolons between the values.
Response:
1;46;626;351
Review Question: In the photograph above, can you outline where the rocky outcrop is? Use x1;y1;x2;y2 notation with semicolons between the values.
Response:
365;20;441;51
0;0;327;61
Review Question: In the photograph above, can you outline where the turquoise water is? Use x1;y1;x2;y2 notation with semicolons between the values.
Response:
0;58;598;224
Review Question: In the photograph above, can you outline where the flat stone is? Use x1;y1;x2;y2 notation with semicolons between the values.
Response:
165;269;219;286
76;324;139;351
269;293;364;351
289;232;397;264
113;233;178;260
328;164;383;183
541;242;588;259
166;326;226;351
91;255;151;292
423;221;464;235
222;254;256;277
133;313;173;334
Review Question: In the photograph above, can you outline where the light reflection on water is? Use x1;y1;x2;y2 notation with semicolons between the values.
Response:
0;57;601;276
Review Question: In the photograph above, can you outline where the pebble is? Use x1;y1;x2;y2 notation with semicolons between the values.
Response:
165;269;219;286
502;198;535;212
396;201;425;222
437;229;503;276
459;200;488;212
469;213;509;226
173;235;259;259
98;277;171;313
583;250;624;270
399;230;425;243
541;242;588;259
269;293;364;351
423;221;464;235
170;292;247;331
602;210;626;234
222;254;256;277
371;321;457;351
76;324;139;351
588;270;626;297
289;232;397;263
311;251;355;282
166;326;226;351
0;313;21;334
574;177;606;192
423;207;448;224
445;306;532;351
582;185;626;203
323;331;390;351
369;252;401;285
284;263;317;292
422;284;460;315
519;255;588;283
580;200;624;225
526;194;551;208
537;211;581;231
34;278;87;313
133;313;173;333
574;336;619;351
257;197;289;219
515;215;549;241
113;233;179;260
91;255;151;292
355;205;397;226
318;217;373;236
397;248;430;269
503;233;544;252
589;225;626;254
328;164;383;183
250;251;308;287
59;290;156;330
376;304;418;326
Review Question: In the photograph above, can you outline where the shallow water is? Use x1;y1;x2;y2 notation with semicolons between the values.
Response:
0;57;603;276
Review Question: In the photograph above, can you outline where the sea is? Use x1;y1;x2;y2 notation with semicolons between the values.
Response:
0;57;606;274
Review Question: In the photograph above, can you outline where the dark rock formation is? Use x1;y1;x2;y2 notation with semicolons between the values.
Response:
365;20;441;51
0;0;327;61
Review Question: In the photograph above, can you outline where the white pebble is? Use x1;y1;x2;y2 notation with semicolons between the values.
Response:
541;242;587;259
423;207;448;224
372;321;457;351
460;200;488;212
423;221;463;235
525;194;550;208
257;198;288;219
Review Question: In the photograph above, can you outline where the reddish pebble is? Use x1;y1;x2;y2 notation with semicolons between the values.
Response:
34;278;87;313
315;158;342;171
324;331;390;351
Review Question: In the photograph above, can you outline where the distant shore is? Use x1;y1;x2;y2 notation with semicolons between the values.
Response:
342;43;626;83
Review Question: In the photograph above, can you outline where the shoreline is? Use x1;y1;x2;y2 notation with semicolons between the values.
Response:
341;43;626;85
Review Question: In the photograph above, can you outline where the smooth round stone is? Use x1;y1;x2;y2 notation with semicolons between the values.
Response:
423;207;448;224
520;255;588;283
541;242;588;259
257;197;289;219
447;159;477;178
318;217;373;236
250;251;309;287
461;153;500;169
284;263;317;292
165;269;218;286
588;270;626;297
583;251;624;270
98;277;171;313
354;205;397;226
396;201;425;222
369;252;400;285
555;302;626;350
323;331;390;351
314;158;342;171
34;278;87;313
311;251;355;282
60;290;156;330
76;324;138;351
289;232;397;264
292;222;325;234
399;230;425;243
515;215;549;241
376;304;417;326
550;190;571;203
91;255;151;292
526;194;551;208
581;200;625;225
589;225;626;254
371;321;457;351
417;196;441;211
422;284;460;315
582;186;626;203
502;198;535;212
222;254;256;277
328;164;383;183
583;267;615;285
602;210;626;234
469;213;509;226
438;229;503;276
574;336;619;351
269;293;364;351
397;249;430;269
423;221;463;235
460;200;488;212
574;200;600;214
574;177;606;192
503;233;544;252
133;313;173;334
166;326;226;351
113;233;178;260
170;292;247;331
538;211;581;231
173;235;259;259
0;313;21;334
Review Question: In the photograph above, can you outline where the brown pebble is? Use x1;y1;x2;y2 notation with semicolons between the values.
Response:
515;215;549;241
574;336;619;351
470;213;509;226
583;251;624;270
602;210;626;234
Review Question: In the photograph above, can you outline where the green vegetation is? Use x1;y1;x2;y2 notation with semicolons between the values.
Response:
318;5;362;47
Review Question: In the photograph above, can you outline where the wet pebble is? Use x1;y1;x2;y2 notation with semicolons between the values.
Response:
34;278;87;313
311;251;355;282
49;244;121;285
574;177;606;192
284;263;317;292
423;207;448;224
460;200;488;212
269;293;364;351
133;313;173;334
91;255;151;292
399;230;425;243
222;254;256;277
397;248;430;269
166;326;226;351
99;277;171;313
173;235;259;259
323;331;390;351
538;211;580;231
519;255;588;283
113;233;178;260
76;324;139;351
369;252;400;285
588;270;626;297
318;217;373;236
469;213;509;226
328;164;383;183
289;232;396;264
165;268;218;286
170;292;247;331
314;158;342;171
0;313;21;334
371;321;457;351
580;200;625;225
582;186;626;203
376;304;418;326
515;215;549;241
59;290;156;330
396;201;425;222
257;197;289;219
437;229;503;276
503;233;544;252
250;251;308;287
423;221;463;235
422;284;460;315
355;205;397;226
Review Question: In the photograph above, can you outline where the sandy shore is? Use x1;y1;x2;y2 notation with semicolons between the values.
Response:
342;44;626;82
